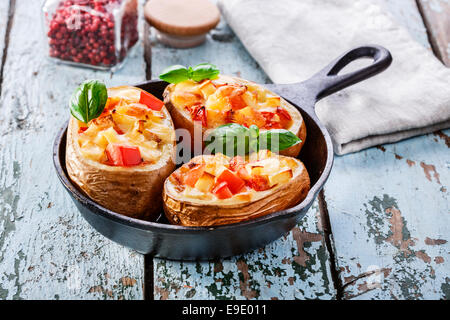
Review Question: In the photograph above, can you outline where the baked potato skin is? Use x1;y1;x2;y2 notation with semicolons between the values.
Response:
163;79;307;157
163;84;198;151
66;116;176;221
162;155;310;227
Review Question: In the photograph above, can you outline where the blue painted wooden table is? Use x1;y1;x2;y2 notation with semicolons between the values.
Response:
0;0;448;299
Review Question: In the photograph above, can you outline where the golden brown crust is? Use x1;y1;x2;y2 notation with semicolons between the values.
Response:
163;77;307;157
66;88;176;221
162;155;310;227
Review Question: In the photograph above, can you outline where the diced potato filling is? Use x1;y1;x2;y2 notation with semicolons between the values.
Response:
77;92;173;166
171;150;298;201
194;172;215;193
268;170;293;187
170;75;293;130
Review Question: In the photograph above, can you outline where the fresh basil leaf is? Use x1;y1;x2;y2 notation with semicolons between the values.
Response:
69;84;88;123
204;123;250;157
248;125;259;153
190;63;220;82
159;65;190;84
259;129;301;152
210;123;249;138
70;79;107;124
159;63;220;84
187;66;194;79
86;80;108;120
205;124;301;156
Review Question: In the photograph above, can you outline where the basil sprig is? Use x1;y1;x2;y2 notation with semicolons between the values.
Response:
204;124;301;157
70;79;108;124
259;129;302;153
158;65;190;84
159;63;220;84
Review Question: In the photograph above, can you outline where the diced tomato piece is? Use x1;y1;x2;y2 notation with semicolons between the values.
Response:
277;107;292;120
230;95;247;110
106;144;142;167
261;111;276;129
183;164;206;187
188;104;199;114
78;126;88;134
224;109;234;123
139;91;164;111
120;145;142;166
212;181;233;199
106;143;124;166
261;111;275;121
190;104;207;127
233;107;266;128
262;111;286;129
262;122;282;129
229;156;245;172
216;169;245;194
216;85;247;110
194;107;207;127
250;175;270;191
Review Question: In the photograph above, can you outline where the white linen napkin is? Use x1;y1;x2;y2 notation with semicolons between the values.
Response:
217;0;450;155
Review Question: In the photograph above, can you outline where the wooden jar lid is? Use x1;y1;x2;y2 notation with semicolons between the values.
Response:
144;0;220;37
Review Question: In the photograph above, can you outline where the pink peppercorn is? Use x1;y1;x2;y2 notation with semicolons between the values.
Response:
44;0;138;69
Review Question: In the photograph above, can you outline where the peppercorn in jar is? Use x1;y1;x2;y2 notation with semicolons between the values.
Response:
42;0;139;70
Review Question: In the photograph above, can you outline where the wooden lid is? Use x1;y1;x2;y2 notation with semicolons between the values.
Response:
144;0;220;36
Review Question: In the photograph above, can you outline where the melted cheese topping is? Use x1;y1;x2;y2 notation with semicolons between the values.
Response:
167;150;300;203
76;86;174;165
170;75;294;130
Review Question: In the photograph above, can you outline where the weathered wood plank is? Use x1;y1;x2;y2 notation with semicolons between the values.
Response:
151;18;335;300
417;0;450;66
0;0;147;299
322;0;450;299
323;130;449;299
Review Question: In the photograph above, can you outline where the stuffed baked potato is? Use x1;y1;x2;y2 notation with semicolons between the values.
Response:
66;85;176;220
163;75;307;157
163;150;310;226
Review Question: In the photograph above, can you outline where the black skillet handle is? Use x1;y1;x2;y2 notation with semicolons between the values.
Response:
309;45;392;101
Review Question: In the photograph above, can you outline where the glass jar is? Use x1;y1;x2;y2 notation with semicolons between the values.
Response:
42;0;139;70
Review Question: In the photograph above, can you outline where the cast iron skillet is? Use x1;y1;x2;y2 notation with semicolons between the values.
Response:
53;45;392;260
